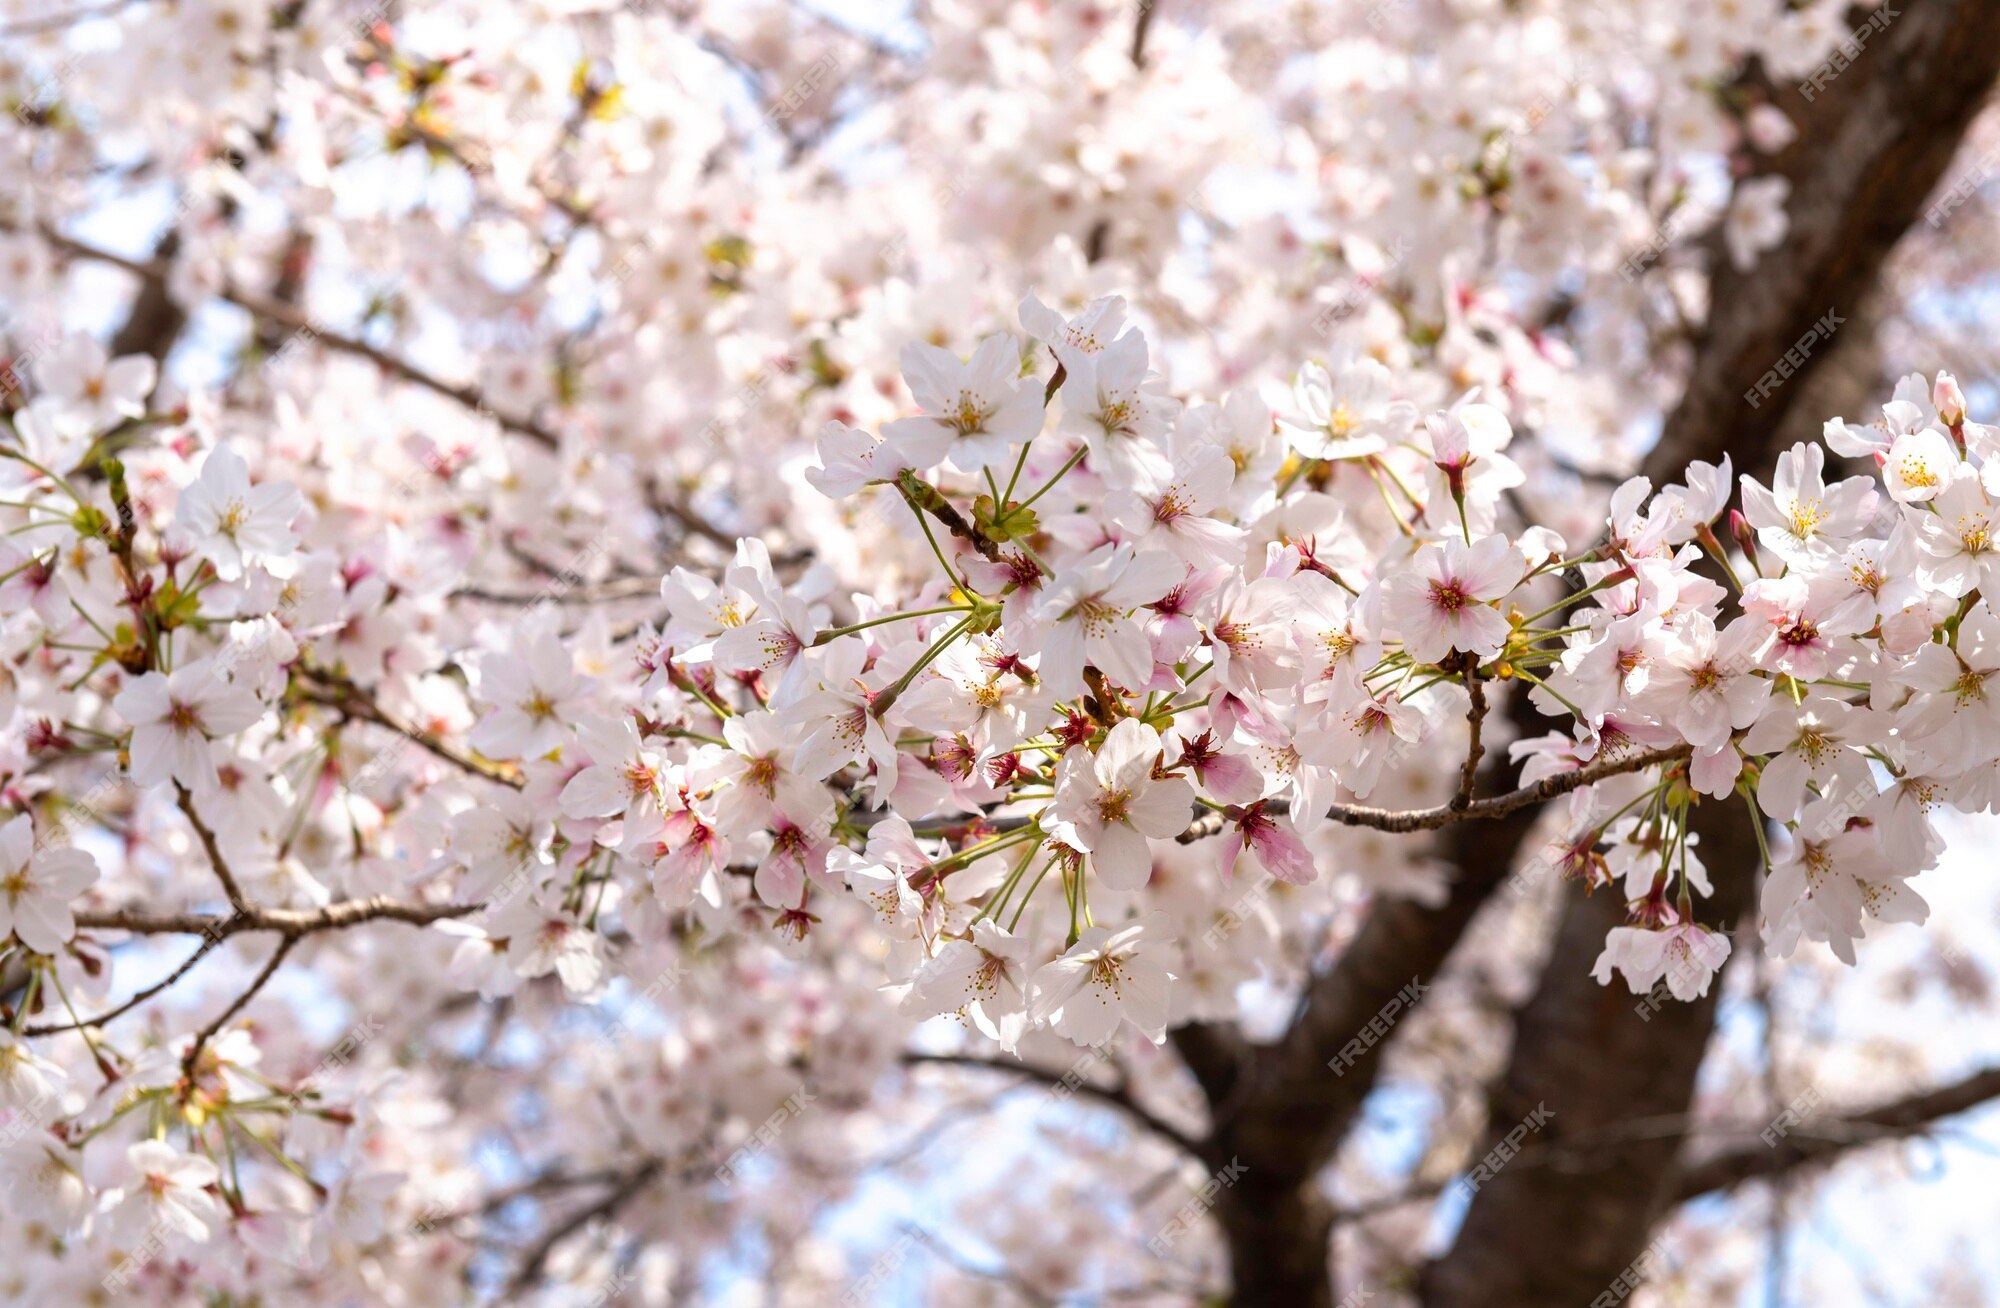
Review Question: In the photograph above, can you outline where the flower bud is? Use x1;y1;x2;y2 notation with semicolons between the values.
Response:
1728;508;1763;576
1935;371;1966;428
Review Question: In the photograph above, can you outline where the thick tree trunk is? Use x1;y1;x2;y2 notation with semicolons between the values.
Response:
1216;1182;1337;1308
1186;754;1544;1308
1421;800;1760;1307
1177;5;2000;1302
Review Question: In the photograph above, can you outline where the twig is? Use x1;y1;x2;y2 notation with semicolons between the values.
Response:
22;935;225;1036
294;666;524;789
895;470;1004;562
181;935;295;1083
505;1158;664;1299
31;225;739;551
1130;0;1160;68
1453;662;1488;810
176;784;248;909
902;1050;1207;1160
74;895;481;938
1672;1066;2000;1200
1172;744;1694;842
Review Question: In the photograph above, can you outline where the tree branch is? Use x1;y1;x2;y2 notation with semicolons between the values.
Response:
504;1157;664;1300
74;895;481;938
1453;664;1487;810
1673;1066;2000;1201
29;224;739;552
1170;744;1691;842
181;934;295;1082
293;666;524;789
902;1050;1209;1161
176;784;248;909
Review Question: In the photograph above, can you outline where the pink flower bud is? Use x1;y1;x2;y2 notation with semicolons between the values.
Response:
1935;371;1966;428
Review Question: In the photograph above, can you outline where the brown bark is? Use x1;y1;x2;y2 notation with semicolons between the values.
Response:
1648;0;2000;484
1173;6;2000;1303
107;231;186;364
1424;5;2000;1299
1672;1065;2000;1201
1421;799;1760;1307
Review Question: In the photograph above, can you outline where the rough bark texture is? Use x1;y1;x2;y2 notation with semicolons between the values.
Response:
1421;799;1760;1306
1648;0;2000;483
1172;748;1541;1305
1672;1064;2000;1201
1171;6;2000;1304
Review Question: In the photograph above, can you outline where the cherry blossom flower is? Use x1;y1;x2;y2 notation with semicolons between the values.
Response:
1591;923;1731;1000
559;712;666;824
469;635;591;760
1383;534;1526;664
175;445;303;581
0;1031;66;1109
1739;441;1879;565
1882;425;1959;503
1020;291;1129;382
1723;175;1789;271
1106;444;1249;566
1633;614;1769;751
884;333;1044;474
1216;802;1317;885
782;637;900;787
113;663;266;790
109;1141;221;1246
1738;571;1867;682
1761;799;1911;965
0;817;97;955
1033;545;1183;698
1914;465;2000;597
1421;398;1524;530
1277;355;1415;461
35;335;155;432
904;919;1032;1051
1045;719;1194;890
1059;330;1179;489
1895;600;2000;771
484;893;606;997
1027;913;1177;1046
807;420;902;498
1207;576;1304;696
1297;676;1425;801
1740;695;1875;820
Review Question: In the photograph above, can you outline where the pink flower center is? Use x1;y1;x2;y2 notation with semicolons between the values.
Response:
1427;578;1469;612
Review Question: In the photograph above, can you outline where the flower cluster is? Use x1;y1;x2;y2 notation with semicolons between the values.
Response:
0;0;1985;1299
4;295;1990;1292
